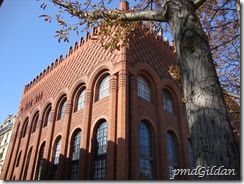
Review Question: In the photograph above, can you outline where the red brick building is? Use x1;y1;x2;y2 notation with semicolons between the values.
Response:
1;1;195;180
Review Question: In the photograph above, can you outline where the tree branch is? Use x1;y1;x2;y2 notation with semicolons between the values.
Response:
193;0;207;9
52;0;166;22
119;10;166;22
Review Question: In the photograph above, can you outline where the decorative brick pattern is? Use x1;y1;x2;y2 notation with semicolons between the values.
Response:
1;2;191;180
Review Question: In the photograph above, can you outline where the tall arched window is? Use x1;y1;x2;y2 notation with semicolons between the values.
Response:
43;105;51;127
93;121;108;180
32;112;39;133
167;132;178;180
98;75;110;100
69;130;81;180
52;138;61;180
137;75;151;102
164;90;173;113
36;142;45;180
23;147;32;180
21;119;29;138
77;89;86;111
58;97;67;120
139;121;154;179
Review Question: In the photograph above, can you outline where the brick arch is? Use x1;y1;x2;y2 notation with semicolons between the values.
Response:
67;127;82;157
51;134;62;161
30;110;40;133
53;89;69;108
41;102;52;128
69;76;87;99
165;128;182;172
135;61;162;93
53;92;68;122
86;63;112;90
161;78;183;102
69;79;87;112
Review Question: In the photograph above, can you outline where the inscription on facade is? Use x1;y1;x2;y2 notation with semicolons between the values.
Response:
20;92;43;114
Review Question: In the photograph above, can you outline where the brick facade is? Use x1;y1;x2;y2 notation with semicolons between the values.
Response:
1;1;193;180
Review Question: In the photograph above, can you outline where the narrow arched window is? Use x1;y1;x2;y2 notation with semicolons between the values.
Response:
21;119;29;138
137;75;151;102
58;98;67;120
164;90;173;113
77;89;86;111
98;75;110;100
69;130;81;180
36;142;45;180
32;112;39;133
52;138;61;180
139;122;154;179
167;132;178;180
23;147;32;180
43;105;51;127
93;121;107;180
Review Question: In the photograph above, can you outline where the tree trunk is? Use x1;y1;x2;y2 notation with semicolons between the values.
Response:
164;0;240;179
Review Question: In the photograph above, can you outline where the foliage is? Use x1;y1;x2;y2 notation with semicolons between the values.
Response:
197;0;240;96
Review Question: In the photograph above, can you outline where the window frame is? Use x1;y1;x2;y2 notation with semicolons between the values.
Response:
32;112;39;133
69;130;82;180
163;90;173;113
93;121;108;180
57;96;67;121
97;74;110;101
139;121;154;180
43;104;52;127
167;132;178;180
137;75;152;102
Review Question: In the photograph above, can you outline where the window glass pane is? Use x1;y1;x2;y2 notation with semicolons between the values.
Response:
139;122;153;179
54;138;61;165
167;133;178;180
77;89;86;111
32;113;39;133
137;76;151;102
164;91;173;113
98;75;110;100
36;143;45;180
93;122;107;180
44;106;51;127
59;100;66;120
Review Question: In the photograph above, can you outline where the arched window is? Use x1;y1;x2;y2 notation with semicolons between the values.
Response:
69;130;81;180
77;89;86;111
167;132;178;180
21;119;29;138
43;105;51;127
139;122;154;179
98;75;110;100
93;121;108;180
23;147;32;180
32;112;39;133
164;90;173;113
52;138;61;180
36;142;45;180
58;97;67;120
137;75;151;102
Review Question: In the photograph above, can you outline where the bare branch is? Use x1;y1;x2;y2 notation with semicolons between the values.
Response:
223;90;240;99
52;0;166;22
119;10;166;22
193;0;207;9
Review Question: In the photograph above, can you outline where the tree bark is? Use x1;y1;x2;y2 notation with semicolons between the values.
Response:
163;0;240;179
